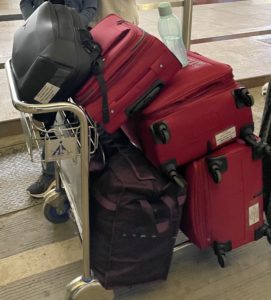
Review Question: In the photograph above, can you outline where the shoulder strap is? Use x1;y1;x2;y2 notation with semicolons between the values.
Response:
78;29;110;124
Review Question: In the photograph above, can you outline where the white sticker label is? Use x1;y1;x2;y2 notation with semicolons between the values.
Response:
215;127;236;146
249;203;260;226
34;82;60;104
45;137;77;162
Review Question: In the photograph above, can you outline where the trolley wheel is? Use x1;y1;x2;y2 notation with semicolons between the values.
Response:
65;277;114;300
43;201;70;224
217;254;225;268
43;189;70;224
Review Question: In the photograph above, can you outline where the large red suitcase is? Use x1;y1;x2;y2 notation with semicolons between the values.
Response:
180;141;267;266
124;52;254;175
74;14;181;133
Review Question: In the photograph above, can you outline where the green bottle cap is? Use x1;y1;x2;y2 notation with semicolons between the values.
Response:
158;2;173;17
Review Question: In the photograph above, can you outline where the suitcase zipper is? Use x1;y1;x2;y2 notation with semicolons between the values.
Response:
116;19;147;51
143;67;234;115
145;77;237;119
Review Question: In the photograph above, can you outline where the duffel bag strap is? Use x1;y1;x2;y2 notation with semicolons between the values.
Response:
139;199;172;234
139;192;186;235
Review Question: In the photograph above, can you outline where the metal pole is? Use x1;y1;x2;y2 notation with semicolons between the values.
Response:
182;0;193;50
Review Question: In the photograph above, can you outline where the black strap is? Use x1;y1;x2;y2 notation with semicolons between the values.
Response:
92;59;110;123
79;29;110;124
260;81;271;143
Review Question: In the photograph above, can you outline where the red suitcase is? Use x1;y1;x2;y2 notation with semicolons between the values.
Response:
180;141;268;266
124;52;254;176
74;14;182;133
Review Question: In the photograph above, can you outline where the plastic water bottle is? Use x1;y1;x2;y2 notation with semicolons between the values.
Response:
158;2;188;67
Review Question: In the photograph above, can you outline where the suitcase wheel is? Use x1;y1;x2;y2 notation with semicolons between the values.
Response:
152;122;170;144
213;241;232;268
206;156;228;184
217;254;225;268
233;87;255;108
209;166;222;184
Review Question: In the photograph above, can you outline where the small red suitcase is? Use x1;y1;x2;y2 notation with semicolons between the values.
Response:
124;52;254;175
74;14;181;133
180;141;268;266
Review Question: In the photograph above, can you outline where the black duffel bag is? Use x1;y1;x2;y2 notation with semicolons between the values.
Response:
91;145;186;289
11;2;101;123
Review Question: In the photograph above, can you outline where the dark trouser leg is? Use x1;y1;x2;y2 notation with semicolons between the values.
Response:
41;145;55;177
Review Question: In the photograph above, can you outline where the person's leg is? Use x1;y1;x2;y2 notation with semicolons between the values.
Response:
26;147;56;198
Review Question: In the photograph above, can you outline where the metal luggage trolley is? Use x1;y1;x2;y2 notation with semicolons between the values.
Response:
5;58;115;300
5;1;194;299
5;59;192;300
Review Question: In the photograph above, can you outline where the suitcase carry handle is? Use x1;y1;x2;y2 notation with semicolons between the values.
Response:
125;81;164;117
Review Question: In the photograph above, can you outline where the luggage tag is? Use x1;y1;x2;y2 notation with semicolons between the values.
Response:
34;82;60;104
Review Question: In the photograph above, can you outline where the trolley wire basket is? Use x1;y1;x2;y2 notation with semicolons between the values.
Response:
19;107;99;165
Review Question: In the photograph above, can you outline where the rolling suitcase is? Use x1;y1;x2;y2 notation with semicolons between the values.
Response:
11;2;100;108
124;52;254;178
74;14;182;133
180;140;270;266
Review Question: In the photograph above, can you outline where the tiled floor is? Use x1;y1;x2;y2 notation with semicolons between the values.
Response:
1;1;271;300
0;69;20;121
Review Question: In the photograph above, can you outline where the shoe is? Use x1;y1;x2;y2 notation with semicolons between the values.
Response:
27;174;56;198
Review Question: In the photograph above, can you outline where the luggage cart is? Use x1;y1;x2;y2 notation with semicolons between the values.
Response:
5;59;192;299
